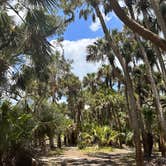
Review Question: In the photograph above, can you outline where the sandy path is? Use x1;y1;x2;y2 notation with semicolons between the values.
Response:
39;147;135;166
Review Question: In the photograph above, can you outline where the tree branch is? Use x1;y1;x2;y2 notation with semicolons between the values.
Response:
110;0;166;51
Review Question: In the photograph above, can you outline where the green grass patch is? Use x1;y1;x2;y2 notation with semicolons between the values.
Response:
79;146;113;154
47;148;63;156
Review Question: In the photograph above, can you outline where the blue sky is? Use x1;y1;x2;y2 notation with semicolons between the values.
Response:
63;12;123;40
8;1;123;80
50;10;123;80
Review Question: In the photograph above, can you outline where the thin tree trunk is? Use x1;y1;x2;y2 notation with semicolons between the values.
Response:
49;135;55;149
125;85;132;127
39;137;46;153
138;35;166;137
159;132;166;157
137;95;153;158
57;133;62;148
113;108;123;147
94;4;143;165
64;135;67;146
128;4;166;141
155;47;166;87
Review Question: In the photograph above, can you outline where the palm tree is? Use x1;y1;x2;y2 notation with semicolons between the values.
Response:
93;3;143;165
86;38;124;90
135;0;166;89
83;73;98;94
97;65;113;88
126;2;166;141
80;1;143;164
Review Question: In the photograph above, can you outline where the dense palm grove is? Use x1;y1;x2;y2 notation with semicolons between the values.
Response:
1;0;166;165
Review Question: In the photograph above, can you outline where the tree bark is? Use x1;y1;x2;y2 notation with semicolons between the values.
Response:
159;133;166;157
57;134;62;148
128;3;166;140
141;7;166;88
109;0;166;51
134;27;166;142
94;4;144;166
150;0;166;39
49;135;55;150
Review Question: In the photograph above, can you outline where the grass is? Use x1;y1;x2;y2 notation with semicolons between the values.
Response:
79;146;113;154
46;148;64;156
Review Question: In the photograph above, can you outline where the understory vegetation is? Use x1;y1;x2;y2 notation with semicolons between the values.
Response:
1;0;166;166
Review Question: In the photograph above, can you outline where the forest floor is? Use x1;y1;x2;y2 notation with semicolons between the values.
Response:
39;146;137;166
39;146;166;166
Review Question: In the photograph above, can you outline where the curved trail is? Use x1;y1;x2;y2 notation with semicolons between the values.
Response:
40;147;136;166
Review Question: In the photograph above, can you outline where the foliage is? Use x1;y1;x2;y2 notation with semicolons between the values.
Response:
0;101;34;154
78;124;123;149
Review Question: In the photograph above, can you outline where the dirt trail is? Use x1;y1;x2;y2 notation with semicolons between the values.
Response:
39;147;136;166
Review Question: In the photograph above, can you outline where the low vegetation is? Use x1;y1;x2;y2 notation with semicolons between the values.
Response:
1;0;166;166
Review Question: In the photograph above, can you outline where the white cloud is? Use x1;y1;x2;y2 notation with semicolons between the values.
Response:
50;38;102;80
119;0;126;7
89;7;112;32
7;0;27;25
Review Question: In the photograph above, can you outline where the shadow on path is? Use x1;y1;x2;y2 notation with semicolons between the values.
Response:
40;148;136;166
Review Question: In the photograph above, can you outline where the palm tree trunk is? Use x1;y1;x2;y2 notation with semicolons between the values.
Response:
141;7;166;88
49;135;55;149
109;0;166;51
128;5;166;140
155;47;166;87
159;132;166;157
113;108;123;147
40;137;46;153
57;133;62;148
94;4;143;165
138;36;166;138
125;85;132;127
137;96;153;157
150;0;166;39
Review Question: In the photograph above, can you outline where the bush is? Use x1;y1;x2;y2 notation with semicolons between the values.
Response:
78;132;93;149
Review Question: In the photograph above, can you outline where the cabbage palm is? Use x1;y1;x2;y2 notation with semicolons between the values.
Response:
83;73;98;94
126;3;166;142
82;1;143;165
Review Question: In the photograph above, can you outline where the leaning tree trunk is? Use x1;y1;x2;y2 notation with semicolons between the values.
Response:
137;36;166;139
150;0;166;39
109;0;166;51
141;7;166;88
94;4;143;166
128;4;166;141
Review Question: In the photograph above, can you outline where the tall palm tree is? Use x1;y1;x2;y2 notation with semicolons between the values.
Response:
83;73;98;94
97;65;113;89
80;1;143;164
135;0;166;88
86;38;124;90
126;2;166;141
